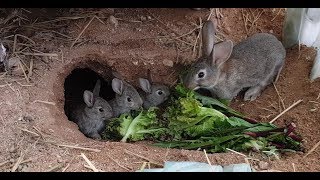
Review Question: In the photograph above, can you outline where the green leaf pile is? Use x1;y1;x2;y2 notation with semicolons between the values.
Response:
102;84;303;157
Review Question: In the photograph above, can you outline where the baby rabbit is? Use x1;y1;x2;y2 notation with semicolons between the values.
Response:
70;79;113;140
183;20;286;101
138;69;170;109
108;74;143;117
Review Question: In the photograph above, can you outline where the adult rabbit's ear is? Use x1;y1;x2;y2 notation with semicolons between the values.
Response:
211;40;233;68
202;20;216;66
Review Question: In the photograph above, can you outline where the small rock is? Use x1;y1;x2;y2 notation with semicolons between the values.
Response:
69;8;75;13
163;59;174;67
147;16;152;20
109;15;118;28
258;161;269;170
57;155;62;163
21;166;29;172
102;8;114;15
177;22;184;26
135;27;142;32
9;146;16;153
225;26;231;34
159;32;165;36
140;16;147;21
9;158;15;163
133;61;139;65
269;30;274;34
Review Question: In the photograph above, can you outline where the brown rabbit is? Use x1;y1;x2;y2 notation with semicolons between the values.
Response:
183;20;286;101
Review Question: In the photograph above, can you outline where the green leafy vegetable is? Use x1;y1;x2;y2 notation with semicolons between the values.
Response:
102;83;303;157
102;107;167;142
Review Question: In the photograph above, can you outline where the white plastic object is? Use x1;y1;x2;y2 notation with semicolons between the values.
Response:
137;161;253;172
283;8;320;81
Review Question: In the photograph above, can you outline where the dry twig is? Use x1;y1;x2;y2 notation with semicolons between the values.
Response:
271;8;283;21
70;16;96;48
273;83;286;110
56;144;101;153
106;154;131;171
81;153;99;172
17;127;40;137
32;100;56;106
269;99;303;123
226;148;247;157
303;140;320;158
124;149;163;167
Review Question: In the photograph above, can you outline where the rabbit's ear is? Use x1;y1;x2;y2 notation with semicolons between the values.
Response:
147;69;153;82
112;78;124;95
202;20;216;61
83;90;94;107
93;79;101;98
211;40;233;68
112;71;123;79
139;78;151;93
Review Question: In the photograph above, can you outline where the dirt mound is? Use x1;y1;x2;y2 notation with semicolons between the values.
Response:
0;8;319;172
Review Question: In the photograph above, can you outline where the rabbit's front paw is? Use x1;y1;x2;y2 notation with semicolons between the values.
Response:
244;85;262;101
91;133;102;140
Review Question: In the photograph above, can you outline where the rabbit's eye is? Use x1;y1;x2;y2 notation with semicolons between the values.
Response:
127;97;132;102
157;90;163;95
98;107;104;112
198;72;205;78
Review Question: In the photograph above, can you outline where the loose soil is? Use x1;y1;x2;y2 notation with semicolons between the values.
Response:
0;8;319;172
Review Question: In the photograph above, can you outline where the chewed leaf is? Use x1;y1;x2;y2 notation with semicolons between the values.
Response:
175;83;195;98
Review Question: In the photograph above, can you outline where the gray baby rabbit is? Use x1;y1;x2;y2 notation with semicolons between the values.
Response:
108;76;143;117
183;20;286;101
70;79;113;140
138;69;170;109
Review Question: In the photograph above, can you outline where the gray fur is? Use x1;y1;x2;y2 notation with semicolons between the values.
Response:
183;20;286;101
70;80;113;140
108;78;143;117
138;78;170;109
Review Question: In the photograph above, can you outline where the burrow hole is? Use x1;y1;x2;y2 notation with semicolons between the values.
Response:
63;67;115;122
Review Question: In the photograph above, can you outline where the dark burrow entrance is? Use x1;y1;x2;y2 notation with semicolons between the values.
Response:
63;68;115;122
